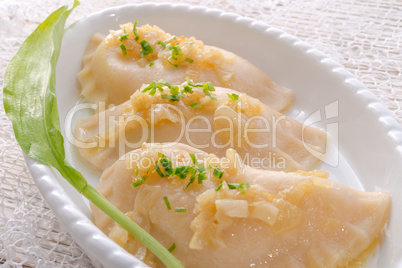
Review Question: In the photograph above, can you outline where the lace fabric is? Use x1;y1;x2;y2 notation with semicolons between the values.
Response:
0;0;401;267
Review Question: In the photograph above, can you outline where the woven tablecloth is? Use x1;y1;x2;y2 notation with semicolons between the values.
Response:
0;0;401;267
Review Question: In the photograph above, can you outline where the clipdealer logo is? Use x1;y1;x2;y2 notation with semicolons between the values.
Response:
302;100;339;167
64;100;339;169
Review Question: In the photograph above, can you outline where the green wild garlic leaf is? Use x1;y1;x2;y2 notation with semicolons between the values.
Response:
2;1;183;267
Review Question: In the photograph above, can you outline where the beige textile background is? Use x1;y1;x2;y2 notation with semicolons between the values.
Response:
0;0;401;267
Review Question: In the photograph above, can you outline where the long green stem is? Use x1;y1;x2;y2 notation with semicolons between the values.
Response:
57;141;184;268
83;184;183;268
3;0;184;267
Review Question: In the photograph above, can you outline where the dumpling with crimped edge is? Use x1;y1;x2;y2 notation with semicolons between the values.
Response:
78;22;293;112
90;143;391;268
74;81;327;172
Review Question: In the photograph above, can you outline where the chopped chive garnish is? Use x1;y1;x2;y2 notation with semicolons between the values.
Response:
154;153;175;177
185;77;204;87
169;45;183;61
142;79;218;107
140;40;154;57
159;154;173;176
203;82;217;101
167;57;179;68
227;183;239;190
182;85;193;94
142;81;157;93
148;59;154;67
172;165;191;180
148;152;225;192
215;182;223;191
156;84;164;92
196;163;208;184
142;78;218;106
227;93;239;100
185;77;193;85
241;182;251;194
164;36;177;43
174;208;187;213
133;20;139;41
190;102;202;109
163;196;171;210
185;172;197;190
155;161;166;177
227;182;250;194
158;79;172;89
205;82;215;92
158;40;167;49
118;29;129;41
149;87;157;96
185;58;194;63
197;173;207;184
119;44;127;56
170;86;180;95
189;154;197;165
131;175;148;188
162;94;181;102
213;167;224;179
168;243;176;252
183;41;194;45
135;165;139;176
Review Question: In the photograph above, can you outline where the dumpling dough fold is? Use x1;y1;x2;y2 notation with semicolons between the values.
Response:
90;143;391;268
78;23;293;112
74;83;327;171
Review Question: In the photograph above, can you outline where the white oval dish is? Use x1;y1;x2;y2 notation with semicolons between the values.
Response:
25;3;402;268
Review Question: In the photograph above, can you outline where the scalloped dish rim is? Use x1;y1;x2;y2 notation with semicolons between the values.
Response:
25;3;402;268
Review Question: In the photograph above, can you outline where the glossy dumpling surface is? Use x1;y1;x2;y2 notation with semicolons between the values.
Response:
90;143;391;268
74;83;326;172
78;23;293;112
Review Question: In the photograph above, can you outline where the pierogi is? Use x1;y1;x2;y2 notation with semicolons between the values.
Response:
90;143;391;268
74;81;326;172
78;23;293;112
76;21;392;268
